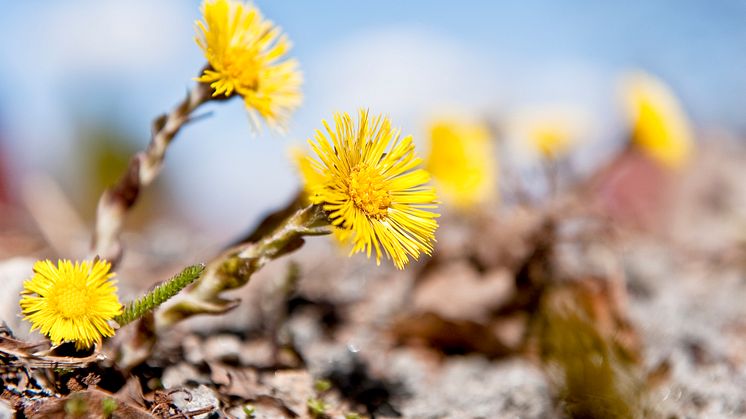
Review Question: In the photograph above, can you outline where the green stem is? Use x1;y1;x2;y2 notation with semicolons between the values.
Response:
114;264;205;327
155;204;330;328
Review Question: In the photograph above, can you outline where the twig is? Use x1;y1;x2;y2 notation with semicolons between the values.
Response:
90;81;214;266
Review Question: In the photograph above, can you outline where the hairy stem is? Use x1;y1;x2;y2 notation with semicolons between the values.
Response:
90;81;214;266
156;204;330;328
114;264;205;327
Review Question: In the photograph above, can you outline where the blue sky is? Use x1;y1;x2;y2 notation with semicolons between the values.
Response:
0;0;744;236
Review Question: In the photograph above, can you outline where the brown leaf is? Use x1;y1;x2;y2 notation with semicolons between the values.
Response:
391;312;512;358
413;262;514;322
208;361;263;399
33;388;152;418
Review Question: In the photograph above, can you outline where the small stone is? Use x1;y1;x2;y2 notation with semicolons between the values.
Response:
204;334;242;363
162;363;205;389
0;258;35;338
182;335;204;365
170;385;219;419
491;313;528;351
264;370;314;416
0;399;15;419
239;339;274;368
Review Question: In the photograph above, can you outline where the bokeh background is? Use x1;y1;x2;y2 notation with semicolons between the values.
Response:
0;0;745;240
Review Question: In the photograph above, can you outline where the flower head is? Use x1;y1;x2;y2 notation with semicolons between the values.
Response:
20;259;122;350
196;0;302;127
426;118;496;208
620;71;693;168
510;106;586;160
299;110;439;269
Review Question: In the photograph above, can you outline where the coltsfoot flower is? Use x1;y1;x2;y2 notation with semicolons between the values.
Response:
300;110;439;269
620;71;693;168
523;117;578;160
426;118;496;208
20;259;123;350
509;106;586;161
196;0;302;127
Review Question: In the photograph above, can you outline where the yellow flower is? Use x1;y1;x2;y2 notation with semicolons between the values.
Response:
526;119;576;159
196;0;302;127
290;146;354;246
299;110;439;269
620;71;693;168
426;118;496;208
20;259;123;350
510;107;585;160
290;146;323;203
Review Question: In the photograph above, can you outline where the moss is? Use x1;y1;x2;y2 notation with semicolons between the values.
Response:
101;397;118;417
307;397;328;418
64;394;88;417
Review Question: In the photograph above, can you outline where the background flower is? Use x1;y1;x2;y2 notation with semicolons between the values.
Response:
620;71;693;169
426;118;497;209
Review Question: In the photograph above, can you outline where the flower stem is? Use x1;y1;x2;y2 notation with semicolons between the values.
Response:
114;264;205;327
155;204;330;328
90;81;214;266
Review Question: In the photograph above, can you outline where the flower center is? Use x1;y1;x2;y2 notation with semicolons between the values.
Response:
222;48;259;90
49;281;90;319
347;163;391;219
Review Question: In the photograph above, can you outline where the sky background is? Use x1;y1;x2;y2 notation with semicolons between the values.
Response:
0;0;744;239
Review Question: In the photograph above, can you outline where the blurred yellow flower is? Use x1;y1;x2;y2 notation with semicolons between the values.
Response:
290;146;322;202
299;110;439;269
20;259;122;350
510;107;586;161
426;119;496;208
196;0;302;127
526;119;576;159
621;71;693;168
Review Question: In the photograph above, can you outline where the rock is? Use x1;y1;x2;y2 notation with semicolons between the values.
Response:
239;339;275;368
204;334;242;363
182;334;204;365
162;363;207;388
490;313;528;351
0;399;14;419
0;258;35;337
264;370;314;416
170;385;219;418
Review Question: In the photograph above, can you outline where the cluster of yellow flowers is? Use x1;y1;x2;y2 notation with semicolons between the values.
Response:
20;0;440;350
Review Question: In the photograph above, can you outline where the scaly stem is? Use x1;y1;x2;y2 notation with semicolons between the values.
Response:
114;264;205;327
156;204;330;328
90;81;214;266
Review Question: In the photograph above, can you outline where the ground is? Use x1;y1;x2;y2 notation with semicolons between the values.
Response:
2;143;746;418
